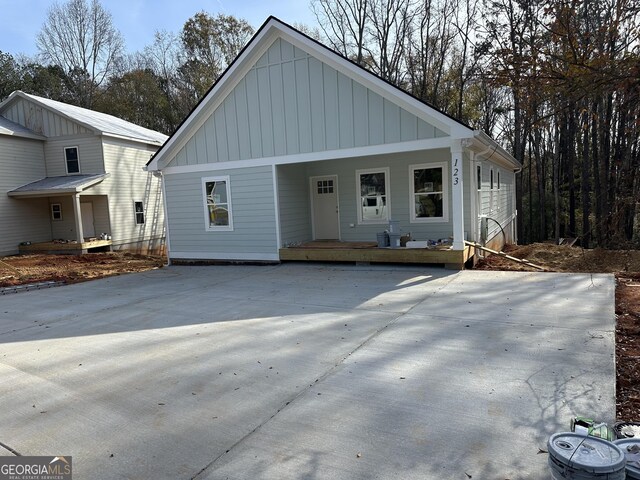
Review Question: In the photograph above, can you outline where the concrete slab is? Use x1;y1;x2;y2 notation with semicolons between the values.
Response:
0;265;615;479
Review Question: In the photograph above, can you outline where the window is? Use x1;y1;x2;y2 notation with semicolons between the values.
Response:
202;176;233;231
490;168;495;212
317;179;334;194
410;163;448;222
65;147;80;174
51;203;62;221
356;168;389;224
134;201;145;225
497;170;501;189
476;165;482;190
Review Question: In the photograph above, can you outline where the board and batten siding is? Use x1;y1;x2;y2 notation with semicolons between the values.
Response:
168;38;446;168
92;139;164;250
2;97;93;137
0;136;50;255
44;135;105;177
164;166;278;259
277;164;311;245
304;149;454;242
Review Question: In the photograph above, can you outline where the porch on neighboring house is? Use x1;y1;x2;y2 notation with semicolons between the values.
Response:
278;240;475;269
18;239;112;255
8;174;112;255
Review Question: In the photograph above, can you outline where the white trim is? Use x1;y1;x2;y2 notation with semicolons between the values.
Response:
170;251;280;262
309;174;340;240
201;175;234;231
64;146;81;175
160;137;454;175
160;173;172;264
408;162;449;224
272;165;282;249
356;167;390;225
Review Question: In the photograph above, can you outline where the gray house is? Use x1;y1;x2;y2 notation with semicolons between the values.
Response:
147;17;520;267
0;91;167;256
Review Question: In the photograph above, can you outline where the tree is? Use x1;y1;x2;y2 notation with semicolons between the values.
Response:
311;0;369;65
0;51;21;101
179;12;253;99
96;67;171;134
36;0;124;107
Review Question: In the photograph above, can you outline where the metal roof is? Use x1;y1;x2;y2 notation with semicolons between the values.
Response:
1;92;168;146
8;174;109;197
0;116;45;140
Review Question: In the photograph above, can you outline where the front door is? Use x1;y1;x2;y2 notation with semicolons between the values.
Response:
311;175;340;240
80;202;95;238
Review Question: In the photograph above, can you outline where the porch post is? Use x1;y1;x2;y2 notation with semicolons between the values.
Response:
450;140;465;250
72;194;84;243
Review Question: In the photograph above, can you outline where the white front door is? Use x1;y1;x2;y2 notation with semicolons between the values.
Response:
311;175;340;240
80;202;95;238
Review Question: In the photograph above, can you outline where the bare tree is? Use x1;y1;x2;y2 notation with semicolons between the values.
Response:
36;0;123;107
311;0;369;65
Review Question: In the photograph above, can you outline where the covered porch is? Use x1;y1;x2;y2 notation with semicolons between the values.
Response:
8;174;112;254
278;240;474;269
18;239;112;255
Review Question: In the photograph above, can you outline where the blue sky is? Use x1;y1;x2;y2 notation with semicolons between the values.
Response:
0;0;318;57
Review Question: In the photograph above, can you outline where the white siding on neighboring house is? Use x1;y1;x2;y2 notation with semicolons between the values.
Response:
164;165;277;260
44;135;105;177
0;136;50;255
94;138;164;252
169;38;447;168
2;97;92;137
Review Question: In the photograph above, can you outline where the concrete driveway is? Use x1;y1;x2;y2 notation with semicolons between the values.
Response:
0;264;615;479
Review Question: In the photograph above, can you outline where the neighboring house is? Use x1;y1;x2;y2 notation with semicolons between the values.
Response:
147;17;520;267
0;91;167;256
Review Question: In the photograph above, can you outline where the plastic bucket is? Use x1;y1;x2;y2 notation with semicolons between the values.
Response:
548;432;626;480
388;233;401;249
615;438;640;479
388;220;400;233
376;232;389;248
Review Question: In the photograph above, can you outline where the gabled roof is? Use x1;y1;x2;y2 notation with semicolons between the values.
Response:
0;116;45;140
147;16;519;171
0;91;168;146
8;174;109;197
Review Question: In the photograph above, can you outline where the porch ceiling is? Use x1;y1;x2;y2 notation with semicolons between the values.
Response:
7;173;109;198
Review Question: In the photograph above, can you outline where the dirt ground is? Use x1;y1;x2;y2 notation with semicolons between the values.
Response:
1;247;638;422
0;252;165;288
476;243;640;422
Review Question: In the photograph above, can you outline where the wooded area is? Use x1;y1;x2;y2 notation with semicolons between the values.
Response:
1;0;638;247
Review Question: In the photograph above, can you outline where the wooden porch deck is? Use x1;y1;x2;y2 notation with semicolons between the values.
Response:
279;241;474;269
18;239;113;255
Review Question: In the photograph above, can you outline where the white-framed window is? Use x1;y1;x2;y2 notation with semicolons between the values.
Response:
476;164;482;191
410;162;449;223
202;176;233;231
64;146;80;174
356;167;390;224
51;203;62;221
134;201;145;225
497;170;501;190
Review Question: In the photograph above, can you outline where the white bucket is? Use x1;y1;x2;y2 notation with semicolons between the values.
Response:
548;433;626;480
